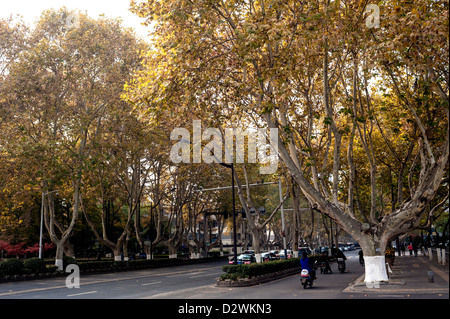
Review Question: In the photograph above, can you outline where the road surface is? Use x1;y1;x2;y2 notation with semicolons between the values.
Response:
0;250;444;299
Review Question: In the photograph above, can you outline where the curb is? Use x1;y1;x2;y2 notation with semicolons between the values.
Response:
216;268;300;287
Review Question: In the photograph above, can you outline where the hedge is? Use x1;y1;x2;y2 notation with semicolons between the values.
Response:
0;255;228;280
23;258;46;274
75;256;227;272
0;258;58;278
220;255;322;280
0;258;24;276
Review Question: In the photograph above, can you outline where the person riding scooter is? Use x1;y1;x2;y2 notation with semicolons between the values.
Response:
319;251;332;273
300;252;316;279
335;248;347;272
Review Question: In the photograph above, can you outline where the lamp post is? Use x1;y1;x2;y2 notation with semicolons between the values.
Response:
278;178;287;259
176;138;238;264
218;162;238;265
39;190;58;259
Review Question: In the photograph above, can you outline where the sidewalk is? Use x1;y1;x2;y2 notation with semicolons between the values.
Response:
344;252;449;295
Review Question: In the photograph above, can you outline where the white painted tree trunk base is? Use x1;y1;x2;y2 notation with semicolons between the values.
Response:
55;259;63;271
363;255;389;283
114;255;121;261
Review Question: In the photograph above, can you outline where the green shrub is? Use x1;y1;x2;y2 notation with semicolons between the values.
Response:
46;265;58;274
78;261;114;272
113;260;129;270
23;258;46;274
221;258;302;280
0;258;24;276
63;256;77;269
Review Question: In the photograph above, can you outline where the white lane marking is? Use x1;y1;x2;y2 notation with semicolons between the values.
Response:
67;291;97;297
189;273;220;278
168;271;203;277
0;265;225;297
142;281;162;286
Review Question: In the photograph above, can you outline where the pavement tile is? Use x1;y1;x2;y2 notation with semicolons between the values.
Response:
344;252;449;295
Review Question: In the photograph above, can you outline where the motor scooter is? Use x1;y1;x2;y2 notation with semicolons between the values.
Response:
319;260;332;274
337;258;346;273
300;269;314;288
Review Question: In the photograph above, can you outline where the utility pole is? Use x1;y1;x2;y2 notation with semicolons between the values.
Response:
279;178;287;259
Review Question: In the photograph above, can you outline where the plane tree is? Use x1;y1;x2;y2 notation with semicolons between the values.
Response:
1;8;144;268
127;0;448;282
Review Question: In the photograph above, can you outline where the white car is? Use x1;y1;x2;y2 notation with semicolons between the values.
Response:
278;249;294;259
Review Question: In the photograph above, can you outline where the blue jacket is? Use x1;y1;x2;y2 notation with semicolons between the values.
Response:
300;257;312;272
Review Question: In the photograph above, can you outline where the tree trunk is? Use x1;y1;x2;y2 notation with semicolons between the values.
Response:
63;241;74;258
113;247;122;261
44;180;81;271
364;255;389;283
358;236;389;283
168;243;178;259
265;109;449;282
55;242;64;271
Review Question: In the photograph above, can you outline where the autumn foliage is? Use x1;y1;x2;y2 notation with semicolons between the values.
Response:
0;241;54;257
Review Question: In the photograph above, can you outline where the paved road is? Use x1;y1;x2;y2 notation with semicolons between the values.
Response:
1;250;445;300
0;260;226;299
0;251;366;299
162;251;367;299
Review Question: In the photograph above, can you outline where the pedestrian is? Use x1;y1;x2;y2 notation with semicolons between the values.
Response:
358;249;364;266
400;242;406;256
413;243;418;257
407;243;413;256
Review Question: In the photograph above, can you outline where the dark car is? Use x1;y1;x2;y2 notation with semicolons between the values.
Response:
237;253;256;264
298;247;312;256
261;252;279;262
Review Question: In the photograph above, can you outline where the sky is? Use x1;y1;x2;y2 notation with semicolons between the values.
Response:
0;0;151;39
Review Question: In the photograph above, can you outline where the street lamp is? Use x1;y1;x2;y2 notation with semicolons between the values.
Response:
176;137;238;264
39;190;58;259
218;162;238;265
278;178;287;259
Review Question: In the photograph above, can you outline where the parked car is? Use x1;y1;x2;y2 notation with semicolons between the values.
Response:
237;253;256;264
261;252;279;262
278;249;294;259
228;250;256;264
345;244;355;251
298;247;312;256
269;250;280;257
